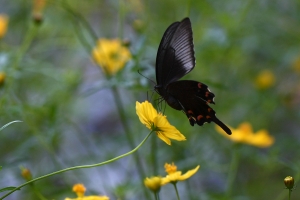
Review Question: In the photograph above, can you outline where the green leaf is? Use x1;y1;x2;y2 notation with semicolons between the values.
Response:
0;121;22;132
0;187;19;193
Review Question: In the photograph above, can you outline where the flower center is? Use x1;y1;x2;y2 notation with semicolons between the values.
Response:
165;163;177;174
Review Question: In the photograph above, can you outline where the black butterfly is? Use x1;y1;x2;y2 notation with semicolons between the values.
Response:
154;18;232;135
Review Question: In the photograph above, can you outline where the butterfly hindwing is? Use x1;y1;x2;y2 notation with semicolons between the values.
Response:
167;80;216;125
167;80;215;104
156;18;195;87
167;80;232;135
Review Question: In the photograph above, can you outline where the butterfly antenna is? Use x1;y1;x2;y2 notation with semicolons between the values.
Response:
138;70;156;85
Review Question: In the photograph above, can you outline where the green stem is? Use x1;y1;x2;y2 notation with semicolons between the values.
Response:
118;0;125;40
111;86;147;175
186;0;191;16
173;183;181;200
6;22;39;92
0;131;153;200
226;144;240;198
62;1;149;198
111;86;149;186
30;184;47;200
288;189;291;200
62;0;98;41
154;192;159;200
151;132;158;175
13;25;38;71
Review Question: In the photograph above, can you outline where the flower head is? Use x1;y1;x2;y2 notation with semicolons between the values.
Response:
216;122;275;148
144;176;163;192
65;183;109;200
284;176;294;190
72;184;86;197
0;72;5;86
161;163;200;185
92;38;131;75
0;14;8;38
32;0;47;24
255;69;275;90
292;57;300;73
20;167;32;181
136;101;186;145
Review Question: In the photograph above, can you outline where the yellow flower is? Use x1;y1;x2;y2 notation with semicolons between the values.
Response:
72;184;86;197
216;122;275;148
161;163;200;185
144;176;163;192
65;183;109;200
0;72;5;85
32;0;46;14
32;0;47;24
292;57;300;73
136;101;186;145
0;14;8;38
255;69;275;89
20;167;32;181
92;38;131;75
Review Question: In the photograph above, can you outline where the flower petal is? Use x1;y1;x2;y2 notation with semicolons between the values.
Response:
216;122;274;148
156;131;172;145
136;101;157;129
154;114;186;141
177;165;200;181
247;129;274;148
163;171;182;183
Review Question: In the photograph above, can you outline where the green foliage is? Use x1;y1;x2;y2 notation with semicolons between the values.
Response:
1;0;300;199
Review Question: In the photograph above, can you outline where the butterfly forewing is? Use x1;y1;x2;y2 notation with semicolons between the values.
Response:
156;18;195;87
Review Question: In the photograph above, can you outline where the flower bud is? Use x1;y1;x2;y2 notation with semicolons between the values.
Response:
21;167;32;181
144;176;162;192
32;13;43;26
284;176;294;189
72;183;86;197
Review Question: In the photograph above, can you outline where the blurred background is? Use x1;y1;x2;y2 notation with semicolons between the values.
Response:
0;0;300;199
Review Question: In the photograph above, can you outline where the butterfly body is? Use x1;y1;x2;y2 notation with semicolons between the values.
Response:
154;18;232;135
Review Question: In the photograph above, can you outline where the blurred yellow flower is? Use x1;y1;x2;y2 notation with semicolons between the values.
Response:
0;14;8;38
92;38;131;75
32;0;47;23
20;167;32;181
33;0;46;14
292;57;300;73
216;122;275;148
255;69;275;89
136;101;186;145
144;176;163;192
64;183;109;200
161;163;200;185
72;184;86;197
127;0;144;13
0;72;5;85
